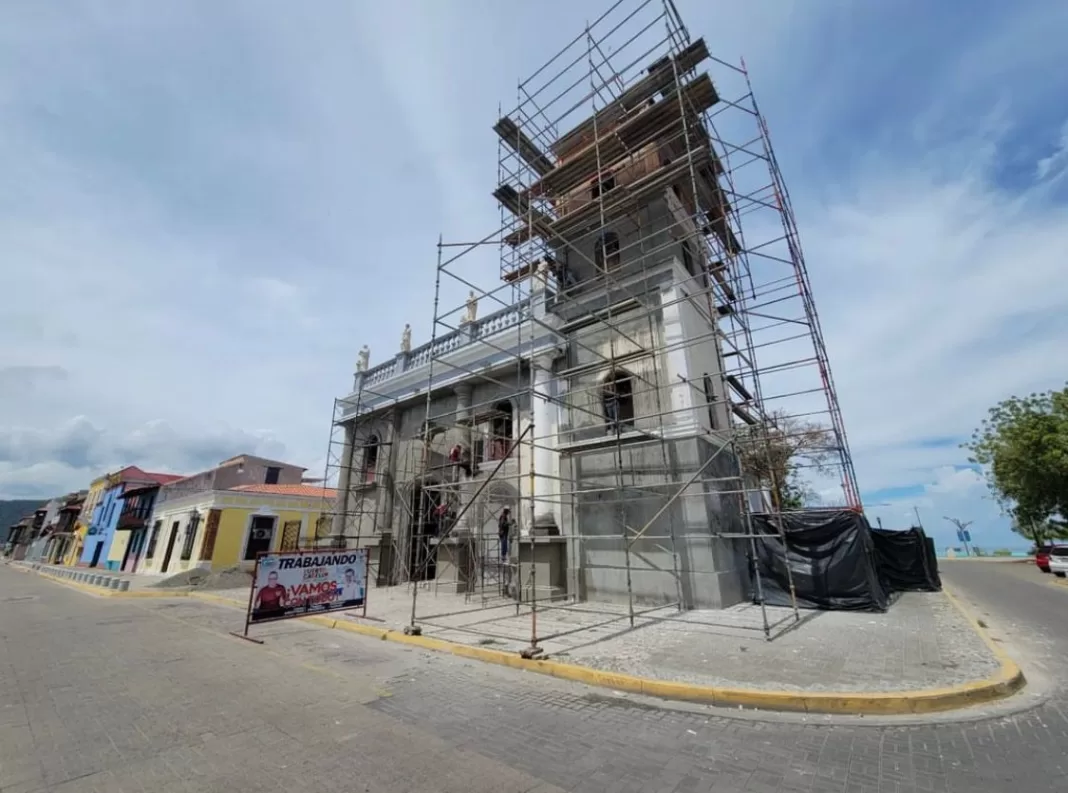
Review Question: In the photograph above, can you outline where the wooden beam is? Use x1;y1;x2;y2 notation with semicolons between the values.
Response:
551;38;711;161
493;117;554;177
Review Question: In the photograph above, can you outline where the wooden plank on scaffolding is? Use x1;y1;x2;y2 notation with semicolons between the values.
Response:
726;374;753;402
731;402;758;425
551;38;711;161
526;74;718;202
708;261;736;301
493;116;555;177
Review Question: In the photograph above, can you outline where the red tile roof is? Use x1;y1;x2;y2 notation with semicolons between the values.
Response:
143;472;184;485
231;484;337;499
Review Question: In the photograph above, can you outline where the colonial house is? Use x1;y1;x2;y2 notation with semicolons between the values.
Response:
135;454;321;575
64;474;109;566
79;467;182;569
43;491;86;564
108;476;182;572
138;484;334;575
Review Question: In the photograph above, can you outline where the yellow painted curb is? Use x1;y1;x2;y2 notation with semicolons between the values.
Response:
24;565;1026;715
283;588;1027;715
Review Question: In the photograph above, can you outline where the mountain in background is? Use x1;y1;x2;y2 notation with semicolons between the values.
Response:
0;500;47;544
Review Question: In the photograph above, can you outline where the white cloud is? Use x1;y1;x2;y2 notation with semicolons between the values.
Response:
1036;120;1068;181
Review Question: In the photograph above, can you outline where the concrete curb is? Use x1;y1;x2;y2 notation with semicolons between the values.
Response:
302;590;1026;715
17;563;1026;715
19;566;184;599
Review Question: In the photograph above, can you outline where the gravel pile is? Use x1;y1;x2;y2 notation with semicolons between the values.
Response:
151;566;252;591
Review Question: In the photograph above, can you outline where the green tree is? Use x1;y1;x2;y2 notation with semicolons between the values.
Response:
964;385;1068;546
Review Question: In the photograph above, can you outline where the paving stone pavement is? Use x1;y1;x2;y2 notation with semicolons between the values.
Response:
0;565;564;793
3;562;1067;792
197;579;1000;693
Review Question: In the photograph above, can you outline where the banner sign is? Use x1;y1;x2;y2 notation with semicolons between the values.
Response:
246;549;369;626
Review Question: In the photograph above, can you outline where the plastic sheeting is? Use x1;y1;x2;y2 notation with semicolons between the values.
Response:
749;510;890;612
871;527;942;592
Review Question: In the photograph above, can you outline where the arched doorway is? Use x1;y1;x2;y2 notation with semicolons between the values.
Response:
407;483;440;581
489;401;513;460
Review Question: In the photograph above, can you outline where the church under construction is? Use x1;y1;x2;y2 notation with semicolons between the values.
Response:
317;0;861;632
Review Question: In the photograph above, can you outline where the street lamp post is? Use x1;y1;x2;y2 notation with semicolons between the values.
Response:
944;516;974;557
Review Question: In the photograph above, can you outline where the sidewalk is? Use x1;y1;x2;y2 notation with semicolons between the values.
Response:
15;561;171;591
335;586;1006;692
15;561;1024;714
202;581;1020;709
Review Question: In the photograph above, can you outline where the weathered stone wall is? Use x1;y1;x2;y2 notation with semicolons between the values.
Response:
561;435;747;609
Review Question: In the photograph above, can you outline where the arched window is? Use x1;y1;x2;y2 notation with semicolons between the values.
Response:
364;434;379;483
594;232;621;271
490;402;513;460
601;370;635;432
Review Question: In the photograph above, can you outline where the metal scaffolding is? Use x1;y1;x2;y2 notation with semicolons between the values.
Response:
318;0;861;647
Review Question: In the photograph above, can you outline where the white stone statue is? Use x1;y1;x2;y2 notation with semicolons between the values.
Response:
400;323;412;354
356;345;370;372
534;258;552;290
464;290;478;324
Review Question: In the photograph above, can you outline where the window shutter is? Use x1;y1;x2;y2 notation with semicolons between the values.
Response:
199;509;221;561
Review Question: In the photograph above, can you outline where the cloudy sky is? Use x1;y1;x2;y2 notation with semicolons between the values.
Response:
2;0;1066;553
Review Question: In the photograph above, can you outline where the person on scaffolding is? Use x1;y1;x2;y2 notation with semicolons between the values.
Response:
432;500;451;536
497;508;514;561
448;443;473;478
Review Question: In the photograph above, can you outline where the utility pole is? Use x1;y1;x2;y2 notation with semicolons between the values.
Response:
944;516;974;557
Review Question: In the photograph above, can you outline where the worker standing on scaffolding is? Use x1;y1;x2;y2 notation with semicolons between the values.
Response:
498;508;514;560
448;443;473;478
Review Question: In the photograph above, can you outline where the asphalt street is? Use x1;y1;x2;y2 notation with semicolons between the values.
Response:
1;560;1066;793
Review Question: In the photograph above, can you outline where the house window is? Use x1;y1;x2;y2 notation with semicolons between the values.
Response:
681;240;694;271
199;510;221;561
364;435;379;483
315;514;332;540
264;466;281;485
590;173;615;200
602;370;635;432
594;232;621;271
489;402;513;460
244;516;276;561
280;520;301;551
146;520;162;558
703;373;717;430
180;512;201;561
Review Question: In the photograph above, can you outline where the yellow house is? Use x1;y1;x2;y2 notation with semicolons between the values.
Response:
63;473;109;566
136;484;336;576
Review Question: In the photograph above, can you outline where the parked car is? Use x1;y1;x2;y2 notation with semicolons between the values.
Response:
1037;544;1068;573
1049;547;1068;578
1037;546;1052;572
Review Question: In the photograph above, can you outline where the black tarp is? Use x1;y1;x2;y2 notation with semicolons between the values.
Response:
871;527;942;592
749;510;890;612
924;537;942;589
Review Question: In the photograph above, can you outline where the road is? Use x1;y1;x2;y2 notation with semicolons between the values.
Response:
0;561;1065;793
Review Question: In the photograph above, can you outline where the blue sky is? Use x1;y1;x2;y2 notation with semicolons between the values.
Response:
1;0;1066;554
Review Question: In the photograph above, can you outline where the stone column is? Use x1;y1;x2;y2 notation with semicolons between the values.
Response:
530;353;558;535
331;422;356;541
452;384;474;536
380;409;400;533
454;383;474;451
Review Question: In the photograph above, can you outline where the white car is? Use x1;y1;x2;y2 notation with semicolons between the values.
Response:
1050;547;1068;578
